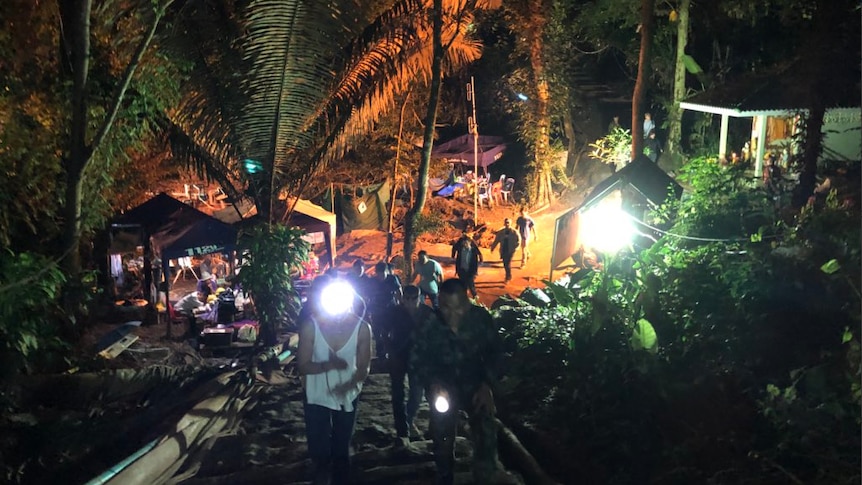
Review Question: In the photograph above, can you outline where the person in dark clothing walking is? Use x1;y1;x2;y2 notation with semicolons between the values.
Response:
451;231;482;298
490;218;519;283
410;279;508;484
644;129;662;162
380;285;431;444
368;260;402;359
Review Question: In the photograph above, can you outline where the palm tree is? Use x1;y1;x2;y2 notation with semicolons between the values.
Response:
169;0;483;224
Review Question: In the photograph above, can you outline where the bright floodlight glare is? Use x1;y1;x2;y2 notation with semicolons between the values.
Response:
320;280;354;316
580;205;634;253
434;395;450;413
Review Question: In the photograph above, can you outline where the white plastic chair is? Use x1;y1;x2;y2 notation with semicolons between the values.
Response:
477;183;492;208
500;178;515;204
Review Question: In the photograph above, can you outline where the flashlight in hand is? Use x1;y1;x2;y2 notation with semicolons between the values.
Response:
434;394;450;413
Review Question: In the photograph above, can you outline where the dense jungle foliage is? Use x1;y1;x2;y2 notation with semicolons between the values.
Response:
495;158;860;484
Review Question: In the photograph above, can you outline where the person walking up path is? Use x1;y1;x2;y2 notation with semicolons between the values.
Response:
451;230;483;298
410;279;507;485
414;250;443;308
643;112;655;139
490;218;520;283
515;209;537;267
379;284;434;444
297;284;372;485
368;261;402;359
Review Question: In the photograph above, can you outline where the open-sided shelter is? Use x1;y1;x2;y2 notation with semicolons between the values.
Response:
680;68;861;177
112;193;238;301
550;156;683;279
212;197;337;267
284;198;337;266
431;134;507;175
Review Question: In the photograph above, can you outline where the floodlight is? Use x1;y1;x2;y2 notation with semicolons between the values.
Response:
319;280;355;316
580;205;635;254
434;395;450;413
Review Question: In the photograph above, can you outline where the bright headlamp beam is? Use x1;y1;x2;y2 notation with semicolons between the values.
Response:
434;395;450;413
319;280;355;316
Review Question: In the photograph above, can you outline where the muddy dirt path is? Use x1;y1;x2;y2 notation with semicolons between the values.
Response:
171;363;527;484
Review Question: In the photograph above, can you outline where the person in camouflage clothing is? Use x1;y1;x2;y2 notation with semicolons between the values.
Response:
409;278;504;485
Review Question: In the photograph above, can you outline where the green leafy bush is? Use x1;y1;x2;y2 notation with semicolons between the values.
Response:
0;250;68;379
237;224;310;346
589;128;632;170
496;159;860;483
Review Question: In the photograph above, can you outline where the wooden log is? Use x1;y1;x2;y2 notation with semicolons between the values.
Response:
496;418;560;485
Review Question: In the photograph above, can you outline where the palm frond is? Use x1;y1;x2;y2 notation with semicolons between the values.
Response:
311;0;482;173
236;0;361;172
167;0;492;214
165;0;245;174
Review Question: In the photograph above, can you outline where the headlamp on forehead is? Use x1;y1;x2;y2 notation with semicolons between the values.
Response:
434;394;450;413
320;280;355;316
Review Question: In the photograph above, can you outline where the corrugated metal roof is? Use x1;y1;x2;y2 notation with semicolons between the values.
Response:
681;63;860;117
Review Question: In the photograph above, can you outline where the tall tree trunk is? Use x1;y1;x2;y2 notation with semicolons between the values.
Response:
796;105;825;206
526;0;553;207
61;1;169;275
61;0;92;275
667;0;690;157
793;0;846;206
403;0;444;282
631;0;655;158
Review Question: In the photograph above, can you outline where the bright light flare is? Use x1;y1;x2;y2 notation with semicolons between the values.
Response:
580;205;634;254
434;395;450;413
320;280;354;316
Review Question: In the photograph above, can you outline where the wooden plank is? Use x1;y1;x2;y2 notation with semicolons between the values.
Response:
98;334;140;359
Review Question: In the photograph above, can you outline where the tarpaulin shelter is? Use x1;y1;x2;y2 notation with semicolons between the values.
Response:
212;197;337;267
112;193;238;303
284;198;337;267
431;134;507;173
550;156;683;279
115;193;238;260
322;180;390;233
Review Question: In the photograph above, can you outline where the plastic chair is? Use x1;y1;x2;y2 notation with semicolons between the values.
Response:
500;178;515;204
172;256;199;284
477;183;492;208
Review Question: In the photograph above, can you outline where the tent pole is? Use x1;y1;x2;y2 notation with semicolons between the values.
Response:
162;254;172;340
468;77;479;226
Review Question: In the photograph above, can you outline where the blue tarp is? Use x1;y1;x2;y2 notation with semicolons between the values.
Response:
436;182;465;198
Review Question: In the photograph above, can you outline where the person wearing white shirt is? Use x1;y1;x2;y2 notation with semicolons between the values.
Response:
643;112;655;139
297;285;372;485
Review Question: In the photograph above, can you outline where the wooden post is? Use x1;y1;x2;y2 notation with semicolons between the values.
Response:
719;113;729;159
755;115;767;177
